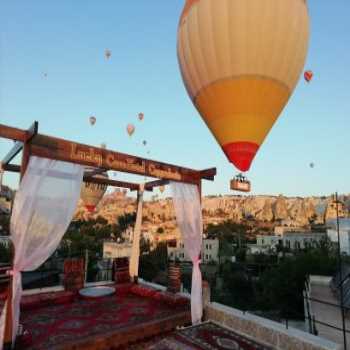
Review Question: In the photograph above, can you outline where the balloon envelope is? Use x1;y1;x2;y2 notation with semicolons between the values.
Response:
304;70;313;83
105;49;112;60
127;123;135;136
81;170;108;212
138;113;144;121
89;116;96;126
177;0;310;172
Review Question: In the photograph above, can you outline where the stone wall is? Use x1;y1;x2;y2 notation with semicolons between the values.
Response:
205;302;341;350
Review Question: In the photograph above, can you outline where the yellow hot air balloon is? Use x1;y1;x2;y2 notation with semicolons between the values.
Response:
81;169;108;213
177;0;309;172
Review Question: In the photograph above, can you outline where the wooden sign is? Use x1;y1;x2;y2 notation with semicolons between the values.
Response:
31;134;205;183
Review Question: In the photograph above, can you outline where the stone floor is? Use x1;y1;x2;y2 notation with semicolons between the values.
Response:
310;284;350;349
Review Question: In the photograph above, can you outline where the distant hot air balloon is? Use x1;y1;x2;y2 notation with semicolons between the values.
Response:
43;73;47;78
105;49;112;60
143;140;147;146
127;123;135;136
304;70;313;83
80;170;108;213
177;0;310;172
138;113;144;121
89;116;96;126
310;162;315;168
159;186;165;194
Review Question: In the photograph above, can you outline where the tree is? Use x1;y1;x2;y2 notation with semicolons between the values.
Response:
0;243;11;263
157;227;164;234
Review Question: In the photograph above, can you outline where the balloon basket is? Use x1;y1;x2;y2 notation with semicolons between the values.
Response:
230;174;251;193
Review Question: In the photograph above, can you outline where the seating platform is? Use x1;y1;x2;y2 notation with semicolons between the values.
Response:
4;283;191;350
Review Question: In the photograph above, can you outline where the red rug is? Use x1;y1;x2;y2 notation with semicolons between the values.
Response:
127;322;272;350
19;293;188;350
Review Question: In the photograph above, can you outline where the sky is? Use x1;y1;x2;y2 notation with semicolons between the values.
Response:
1;0;350;198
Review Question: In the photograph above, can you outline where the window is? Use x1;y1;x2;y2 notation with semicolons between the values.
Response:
206;254;209;260
206;244;209;249
261;239;264;245
170;252;173;257
209;244;212;250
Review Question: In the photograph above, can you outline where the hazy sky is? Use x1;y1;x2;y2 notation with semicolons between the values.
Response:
1;1;349;198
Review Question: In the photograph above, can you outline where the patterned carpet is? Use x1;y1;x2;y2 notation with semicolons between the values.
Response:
126;322;273;350
19;293;188;350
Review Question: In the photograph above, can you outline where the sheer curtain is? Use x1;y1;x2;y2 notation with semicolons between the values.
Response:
171;182;203;324
0;156;84;349
129;184;144;280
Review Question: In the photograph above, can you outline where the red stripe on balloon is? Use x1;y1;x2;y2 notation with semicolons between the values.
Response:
222;142;259;172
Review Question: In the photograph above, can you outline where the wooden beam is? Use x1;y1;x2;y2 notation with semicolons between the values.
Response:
2;164;20;173
200;168;217;181
144;179;170;191
83;176;143;191
30;134;210;184
2;141;23;165
0;124;27;142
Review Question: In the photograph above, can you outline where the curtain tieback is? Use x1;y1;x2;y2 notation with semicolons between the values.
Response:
6;269;20;277
193;258;201;266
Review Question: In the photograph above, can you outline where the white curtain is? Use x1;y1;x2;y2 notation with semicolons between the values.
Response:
0;156;84;349
129;184;144;280
171;182;203;324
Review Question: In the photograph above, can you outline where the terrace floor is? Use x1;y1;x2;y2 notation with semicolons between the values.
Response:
1;284;274;350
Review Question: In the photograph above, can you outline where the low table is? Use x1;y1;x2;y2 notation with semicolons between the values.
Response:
79;286;116;299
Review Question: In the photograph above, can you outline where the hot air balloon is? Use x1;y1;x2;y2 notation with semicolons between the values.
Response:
310;162;315;168
105;49;112;60
127;123;135;137
89;116;96;126
80;170;108;213
159;185;165;194
304;70;313;83
143;140;147;146
177;0;309;173
138;113;144;121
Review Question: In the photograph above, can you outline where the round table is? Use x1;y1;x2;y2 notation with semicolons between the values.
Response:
79;286;116;299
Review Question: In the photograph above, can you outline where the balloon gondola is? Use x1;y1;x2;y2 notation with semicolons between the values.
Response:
230;174;251;193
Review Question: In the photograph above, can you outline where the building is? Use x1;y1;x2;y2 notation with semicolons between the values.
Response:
247;232;326;254
274;225;310;235
247;235;281;254
103;241;132;259
327;218;350;255
0;236;10;247
168;238;219;264
283;232;326;250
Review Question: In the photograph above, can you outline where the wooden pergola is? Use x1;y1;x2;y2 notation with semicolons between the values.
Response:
0;121;216;191
0;121;216;349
